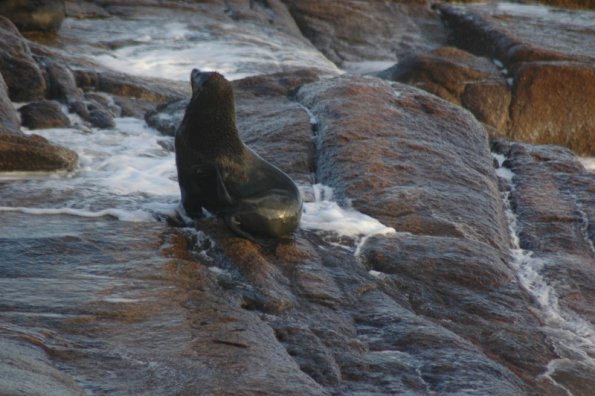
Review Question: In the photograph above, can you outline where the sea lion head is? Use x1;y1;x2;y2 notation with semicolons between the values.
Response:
180;69;242;159
190;69;232;101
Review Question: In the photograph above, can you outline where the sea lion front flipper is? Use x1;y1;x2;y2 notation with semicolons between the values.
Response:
215;166;235;206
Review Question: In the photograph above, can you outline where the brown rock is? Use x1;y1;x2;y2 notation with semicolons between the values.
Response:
0;0;65;33
0;133;77;171
0;338;84;396
437;3;595;154
509;61;595;155
527;0;595;10
40;58;83;102
19;100;71;129
378;47;510;130
74;68;186;104
0;16;46;101
461;79;510;131
297;76;510;251
0;72;20;135
492;139;595;394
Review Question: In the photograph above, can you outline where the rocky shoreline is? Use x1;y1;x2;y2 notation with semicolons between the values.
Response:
1;1;594;395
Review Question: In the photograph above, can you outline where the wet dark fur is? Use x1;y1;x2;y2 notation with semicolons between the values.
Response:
175;69;302;240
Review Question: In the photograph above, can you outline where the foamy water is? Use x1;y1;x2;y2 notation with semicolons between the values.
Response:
301;184;396;254
63;17;339;81
579;157;595;172
0;117;179;221
494;153;595;394
1;114;394;250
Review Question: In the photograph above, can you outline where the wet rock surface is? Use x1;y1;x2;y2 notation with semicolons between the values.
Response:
19;100;71;130
0;16;46;102
0;133;78;172
281;0;446;72
377;46;511;132
0;1;594;395
0;72;20;135
0;0;65;33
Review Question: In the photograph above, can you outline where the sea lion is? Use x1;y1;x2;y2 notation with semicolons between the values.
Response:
175;69;303;240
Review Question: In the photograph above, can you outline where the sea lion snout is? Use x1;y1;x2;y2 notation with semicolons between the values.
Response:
190;69;210;93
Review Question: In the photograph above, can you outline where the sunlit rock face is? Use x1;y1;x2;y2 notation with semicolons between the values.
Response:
385;2;595;155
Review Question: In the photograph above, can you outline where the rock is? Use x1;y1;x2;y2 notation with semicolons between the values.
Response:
0;16;46;101
0;0;65;33
68;99;115;129
144;99;187;137
492;139;595;395
526;0;595;10
297;76;509;250
40;58;83;102
87;108;115;129
74;68;186;104
378;46;510;130
294;75;571;393
0;72;20;135
437;3;595;155
437;3;595;66
509;61;595;155
18;100;71;129
0;338;84;396
0;133;78;171
281;0;445;71
64;0;110;18
461;78;510;132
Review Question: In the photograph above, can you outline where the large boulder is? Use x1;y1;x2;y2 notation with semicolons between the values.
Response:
492;139;595;395
0;72;20;135
0;16;46;101
378;46;510;130
19;100;71;129
509;61;595;154
0;133;78;172
0;0;65;33
436;3;595;155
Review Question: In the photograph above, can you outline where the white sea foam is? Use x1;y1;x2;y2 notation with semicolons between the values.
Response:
579;157;595;172
301;184;396;254
79;20;339;81
493;152;595;389
1;118;179;222
496;3;551;17
0;206;155;222
341;60;396;75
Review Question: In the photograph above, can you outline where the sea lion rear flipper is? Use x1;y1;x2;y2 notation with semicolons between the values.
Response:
224;214;276;248
224;214;257;243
